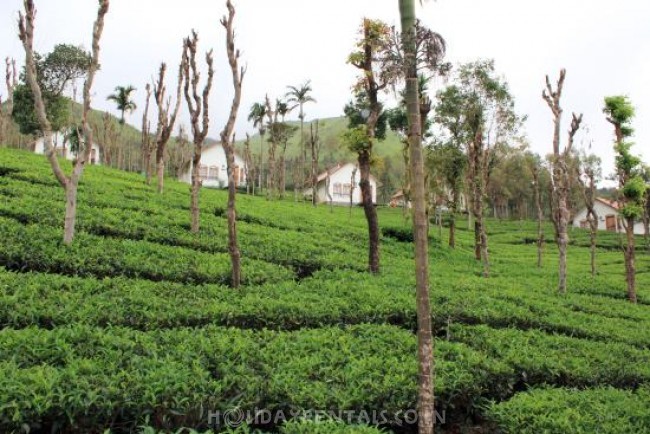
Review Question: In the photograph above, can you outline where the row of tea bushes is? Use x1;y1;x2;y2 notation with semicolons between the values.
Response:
487;386;650;434
0;324;510;432
2;268;650;350
0;217;292;285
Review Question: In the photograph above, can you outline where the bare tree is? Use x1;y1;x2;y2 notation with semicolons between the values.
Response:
153;59;183;194
18;0;109;244
140;83;155;183
542;69;583;294
182;30;214;233
220;0;246;288
0;58;17;145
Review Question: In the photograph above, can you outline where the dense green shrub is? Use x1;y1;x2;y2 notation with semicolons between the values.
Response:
487;386;650;433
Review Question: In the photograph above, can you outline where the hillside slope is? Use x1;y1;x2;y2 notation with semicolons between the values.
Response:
0;148;649;433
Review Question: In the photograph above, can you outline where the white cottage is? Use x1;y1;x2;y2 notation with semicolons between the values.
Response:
305;162;377;205
573;197;645;235
34;132;102;165
179;143;247;188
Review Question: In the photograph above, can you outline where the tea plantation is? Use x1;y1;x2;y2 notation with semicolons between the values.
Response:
0;148;649;433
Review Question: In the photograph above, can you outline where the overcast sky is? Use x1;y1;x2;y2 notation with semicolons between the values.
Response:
1;0;648;179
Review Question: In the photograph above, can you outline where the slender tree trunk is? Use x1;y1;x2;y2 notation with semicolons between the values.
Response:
359;151;380;273
221;0;244;288
279;145;287;199
474;220;481;260
643;200;650;252
557;192;569;293
400;1;434;433
18;0;108;245
543;70;581;294
534;175;544;268
589;217;597;277
156;151;165;194
311;122;319;207
448;190;456;248
624;219;637;303
63;180;79;244
226;150;241;287
300;109;306;200
190;157;201;233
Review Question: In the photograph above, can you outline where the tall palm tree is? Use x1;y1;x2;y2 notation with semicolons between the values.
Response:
285;80;316;198
399;0;435;433
107;85;137;124
247;101;267;192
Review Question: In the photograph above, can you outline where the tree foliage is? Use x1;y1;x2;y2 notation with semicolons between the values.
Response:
29;44;92;96
107;85;137;124
12;84;69;135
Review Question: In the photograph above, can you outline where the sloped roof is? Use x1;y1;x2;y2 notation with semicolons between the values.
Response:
595;197;620;210
314;162;378;184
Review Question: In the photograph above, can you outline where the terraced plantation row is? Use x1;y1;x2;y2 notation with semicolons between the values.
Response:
0;148;649;433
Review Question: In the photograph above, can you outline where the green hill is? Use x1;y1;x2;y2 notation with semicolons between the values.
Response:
237;115;406;167
0;147;649;433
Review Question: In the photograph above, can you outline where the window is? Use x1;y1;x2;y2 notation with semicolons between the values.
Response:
198;164;208;181
208;166;219;181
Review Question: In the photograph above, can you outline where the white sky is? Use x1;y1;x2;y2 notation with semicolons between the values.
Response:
1;0;648;179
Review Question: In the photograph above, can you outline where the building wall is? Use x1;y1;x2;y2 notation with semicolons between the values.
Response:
180;144;247;188
313;163;377;205
573;201;645;235
34;132;102;165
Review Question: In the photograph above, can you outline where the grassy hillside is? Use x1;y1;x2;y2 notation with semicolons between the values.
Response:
237;116;406;166
0;147;649;433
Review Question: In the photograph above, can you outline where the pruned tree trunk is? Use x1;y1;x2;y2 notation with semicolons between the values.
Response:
243;134;253;195
182;30;214;234
467;134;489;276
543;69;582;294
310;121;321;206
141;83;153;183
0;58;17;145
359;149;380;273
448;186;458;248
624;219;637;302
19;0;109;245
400;2;434;432
349;18;384;274
153;59;183;194
531;168;544;268
220;0;245;288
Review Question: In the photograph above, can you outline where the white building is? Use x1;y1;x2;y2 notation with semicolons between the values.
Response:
305;162;377;205
573;197;645;235
179;143;247;188
34;132;101;165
